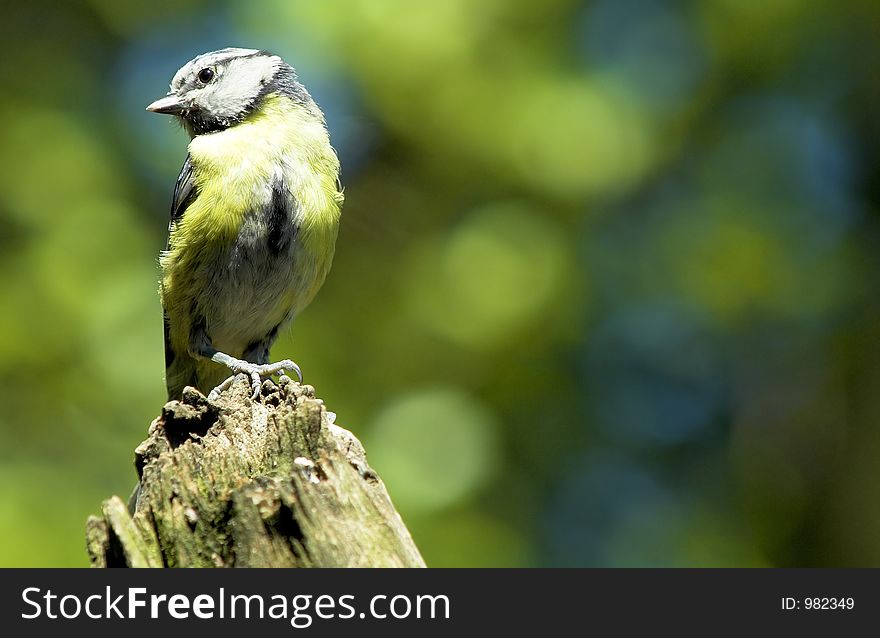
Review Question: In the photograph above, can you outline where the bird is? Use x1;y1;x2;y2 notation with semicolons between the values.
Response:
146;48;343;401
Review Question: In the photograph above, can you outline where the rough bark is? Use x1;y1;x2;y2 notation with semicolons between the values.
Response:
86;376;425;568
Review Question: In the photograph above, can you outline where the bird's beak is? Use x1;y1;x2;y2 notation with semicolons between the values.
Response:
146;93;185;115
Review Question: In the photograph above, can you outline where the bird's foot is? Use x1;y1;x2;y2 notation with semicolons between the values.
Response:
208;357;302;401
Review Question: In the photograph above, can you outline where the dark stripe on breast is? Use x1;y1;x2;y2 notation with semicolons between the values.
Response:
267;182;294;256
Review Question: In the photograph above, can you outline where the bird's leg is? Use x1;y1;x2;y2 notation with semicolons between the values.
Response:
191;323;301;401
207;351;302;401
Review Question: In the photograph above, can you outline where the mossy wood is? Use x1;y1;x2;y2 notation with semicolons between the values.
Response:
85;377;425;567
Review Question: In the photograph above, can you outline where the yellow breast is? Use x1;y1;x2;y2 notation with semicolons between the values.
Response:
183;93;343;253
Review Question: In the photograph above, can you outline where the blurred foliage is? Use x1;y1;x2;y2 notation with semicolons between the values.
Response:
0;0;879;567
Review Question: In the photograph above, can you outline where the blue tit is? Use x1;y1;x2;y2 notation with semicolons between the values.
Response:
146;48;343;401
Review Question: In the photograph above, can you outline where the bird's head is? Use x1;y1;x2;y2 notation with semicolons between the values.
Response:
146;48;313;137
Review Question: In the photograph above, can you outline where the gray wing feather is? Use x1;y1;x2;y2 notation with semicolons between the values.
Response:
163;155;198;380
169;154;197;237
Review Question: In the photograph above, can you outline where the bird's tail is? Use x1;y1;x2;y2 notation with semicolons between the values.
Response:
163;313;248;400
166;355;230;400
164;311;199;400
165;339;233;401
165;344;198;401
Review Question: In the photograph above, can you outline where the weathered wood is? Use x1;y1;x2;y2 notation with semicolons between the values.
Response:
86;376;425;567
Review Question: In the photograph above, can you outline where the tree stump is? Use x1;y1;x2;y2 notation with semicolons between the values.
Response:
85;376;425;567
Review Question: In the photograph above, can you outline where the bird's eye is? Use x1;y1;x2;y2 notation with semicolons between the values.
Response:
197;67;215;83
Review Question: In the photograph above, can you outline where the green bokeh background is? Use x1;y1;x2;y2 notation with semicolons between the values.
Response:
1;0;879;567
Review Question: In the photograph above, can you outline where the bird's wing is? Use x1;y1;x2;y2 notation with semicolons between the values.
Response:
163;154;198;374
169;153;197;237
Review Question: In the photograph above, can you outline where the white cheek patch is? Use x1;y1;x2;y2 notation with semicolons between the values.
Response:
201;55;281;119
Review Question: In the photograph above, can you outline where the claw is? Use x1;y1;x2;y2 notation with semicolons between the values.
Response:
207;374;238;401
276;359;303;383
207;355;303;401
250;371;262;400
